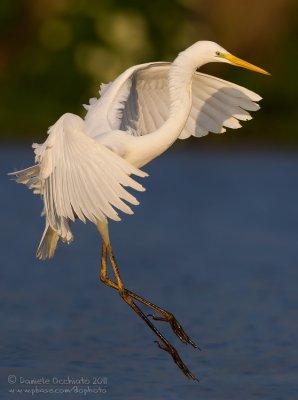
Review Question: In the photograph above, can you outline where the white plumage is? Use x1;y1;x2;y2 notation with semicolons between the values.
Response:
11;42;267;260
10;40;269;380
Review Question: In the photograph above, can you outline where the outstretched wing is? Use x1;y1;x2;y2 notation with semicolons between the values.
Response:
84;63;261;139
83;62;169;137
11;113;147;242
180;72;261;139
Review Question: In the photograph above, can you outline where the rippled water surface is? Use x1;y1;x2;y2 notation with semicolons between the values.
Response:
1;145;298;399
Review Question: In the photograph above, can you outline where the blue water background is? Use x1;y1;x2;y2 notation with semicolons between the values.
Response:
1;144;298;399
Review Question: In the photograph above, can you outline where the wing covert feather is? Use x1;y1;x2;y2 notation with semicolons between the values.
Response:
101;64;262;139
32;113;147;239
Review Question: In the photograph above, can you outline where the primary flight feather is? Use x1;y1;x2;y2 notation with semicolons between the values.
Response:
10;41;269;379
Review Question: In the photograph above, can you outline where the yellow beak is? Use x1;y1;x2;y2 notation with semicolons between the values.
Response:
223;53;270;75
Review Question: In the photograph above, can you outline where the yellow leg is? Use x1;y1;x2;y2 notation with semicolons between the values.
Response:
99;241;199;381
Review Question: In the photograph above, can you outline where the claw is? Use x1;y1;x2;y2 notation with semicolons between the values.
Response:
101;241;199;381
154;340;199;381
149;313;200;350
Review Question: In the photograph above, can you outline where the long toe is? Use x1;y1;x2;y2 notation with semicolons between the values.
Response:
150;312;200;349
155;340;199;381
170;318;200;349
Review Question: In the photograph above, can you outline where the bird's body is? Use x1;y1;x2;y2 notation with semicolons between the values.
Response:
11;41;269;379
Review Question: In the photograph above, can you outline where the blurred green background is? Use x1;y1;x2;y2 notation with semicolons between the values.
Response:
1;0;297;147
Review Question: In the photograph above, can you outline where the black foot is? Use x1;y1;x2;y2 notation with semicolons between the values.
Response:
149;313;200;350
155;340;199;381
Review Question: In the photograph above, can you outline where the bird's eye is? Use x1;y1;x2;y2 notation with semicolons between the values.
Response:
215;51;220;56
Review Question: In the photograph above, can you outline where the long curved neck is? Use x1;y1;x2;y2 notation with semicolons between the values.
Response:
132;47;200;168
168;50;197;119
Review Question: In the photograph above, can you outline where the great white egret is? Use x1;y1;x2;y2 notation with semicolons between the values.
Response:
10;41;269;380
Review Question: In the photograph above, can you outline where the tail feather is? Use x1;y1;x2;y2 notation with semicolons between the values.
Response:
10;165;74;259
36;223;59;260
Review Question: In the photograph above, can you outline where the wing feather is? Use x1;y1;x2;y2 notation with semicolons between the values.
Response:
13;113;147;241
92;63;261;140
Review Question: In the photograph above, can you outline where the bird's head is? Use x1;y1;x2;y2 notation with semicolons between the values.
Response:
186;41;270;75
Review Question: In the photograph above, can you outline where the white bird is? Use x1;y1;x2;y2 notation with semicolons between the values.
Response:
10;41;269;380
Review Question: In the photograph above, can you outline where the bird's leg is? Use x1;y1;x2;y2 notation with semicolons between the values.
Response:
124;289;199;349
100;242;198;349
120;292;199;381
100;242;198;381
100;242;118;290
